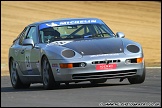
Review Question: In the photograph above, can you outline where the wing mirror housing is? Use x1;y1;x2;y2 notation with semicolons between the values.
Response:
22;39;34;48
116;32;125;38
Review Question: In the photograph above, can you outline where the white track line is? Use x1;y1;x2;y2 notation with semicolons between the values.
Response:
146;67;161;69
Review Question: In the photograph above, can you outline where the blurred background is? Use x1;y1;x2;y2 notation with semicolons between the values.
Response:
1;1;161;76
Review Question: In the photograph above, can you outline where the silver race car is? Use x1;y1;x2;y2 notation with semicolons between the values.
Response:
8;18;145;89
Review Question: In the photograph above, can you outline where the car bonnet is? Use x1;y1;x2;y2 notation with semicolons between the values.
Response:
62;38;124;55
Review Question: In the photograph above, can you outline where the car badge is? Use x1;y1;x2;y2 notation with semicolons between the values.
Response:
120;48;122;51
81;51;84;55
105;59;110;64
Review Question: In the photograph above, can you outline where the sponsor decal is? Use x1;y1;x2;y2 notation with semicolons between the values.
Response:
51;40;73;45
14;50;19;56
90;53;119;57
52;63;58;67
25;53;32;71
52;63;60;74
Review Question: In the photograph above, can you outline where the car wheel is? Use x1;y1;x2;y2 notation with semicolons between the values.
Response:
90;79;107;84
128;68;146;84
42;56;59;90
9;58;30;89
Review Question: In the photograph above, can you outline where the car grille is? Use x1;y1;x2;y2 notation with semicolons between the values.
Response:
72;69;137;80
92;59;121;64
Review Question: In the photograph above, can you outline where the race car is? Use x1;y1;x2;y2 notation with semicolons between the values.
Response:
8;18;145;89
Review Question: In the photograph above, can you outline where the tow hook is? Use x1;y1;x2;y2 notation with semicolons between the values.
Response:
119;78;125;82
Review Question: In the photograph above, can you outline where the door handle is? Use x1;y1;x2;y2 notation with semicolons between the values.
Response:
21;50;25;54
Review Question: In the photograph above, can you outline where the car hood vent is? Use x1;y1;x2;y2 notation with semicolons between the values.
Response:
62;38;124;55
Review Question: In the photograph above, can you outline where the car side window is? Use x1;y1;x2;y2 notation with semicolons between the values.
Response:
26;26;37;44
19;27;29;45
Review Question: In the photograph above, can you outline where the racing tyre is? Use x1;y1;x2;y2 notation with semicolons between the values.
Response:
90;79;107;84
128;68;146;84
42;56;59;90
9;58;30;89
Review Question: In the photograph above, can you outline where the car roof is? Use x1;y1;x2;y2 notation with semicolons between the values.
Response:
29;18;102;26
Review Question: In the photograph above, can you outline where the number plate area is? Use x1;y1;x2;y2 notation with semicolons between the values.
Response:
96;64;117;70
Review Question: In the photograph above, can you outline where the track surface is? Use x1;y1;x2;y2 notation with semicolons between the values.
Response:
1;68;161;107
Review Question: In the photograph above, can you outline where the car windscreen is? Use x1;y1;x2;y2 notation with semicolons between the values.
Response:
39;24;115;43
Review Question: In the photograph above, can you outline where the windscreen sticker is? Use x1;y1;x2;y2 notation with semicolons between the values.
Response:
46;22;59;27
39;19;104;30
59;19;97;25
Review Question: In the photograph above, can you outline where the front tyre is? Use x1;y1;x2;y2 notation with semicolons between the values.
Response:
128;68;146;84
9;58;30;89
42;56;59;90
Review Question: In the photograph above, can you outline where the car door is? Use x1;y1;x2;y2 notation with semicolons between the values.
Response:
16;27;30;75
22;26;41;75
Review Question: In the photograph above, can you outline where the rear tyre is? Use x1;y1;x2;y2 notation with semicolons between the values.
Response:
9;58;30;89
128;68;146;84
42;56;59;90
90;79;107;84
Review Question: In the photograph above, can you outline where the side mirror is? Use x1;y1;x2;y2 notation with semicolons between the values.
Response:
116;32;125;38
22;39;34;48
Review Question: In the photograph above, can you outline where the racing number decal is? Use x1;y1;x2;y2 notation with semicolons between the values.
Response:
25;53;32;70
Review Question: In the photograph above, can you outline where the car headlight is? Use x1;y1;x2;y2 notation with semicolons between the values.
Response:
127;44;140;53
62;49;75;58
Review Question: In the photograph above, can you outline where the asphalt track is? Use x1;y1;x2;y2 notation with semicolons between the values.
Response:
1;68;161;107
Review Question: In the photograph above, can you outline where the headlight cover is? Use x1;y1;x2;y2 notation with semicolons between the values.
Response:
62;49;75;58
127;44;140;53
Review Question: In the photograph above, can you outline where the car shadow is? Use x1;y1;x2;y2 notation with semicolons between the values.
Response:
57;82;130;90
1;82;130;92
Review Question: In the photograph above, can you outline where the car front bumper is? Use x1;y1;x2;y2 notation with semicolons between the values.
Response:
49;53;145;82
